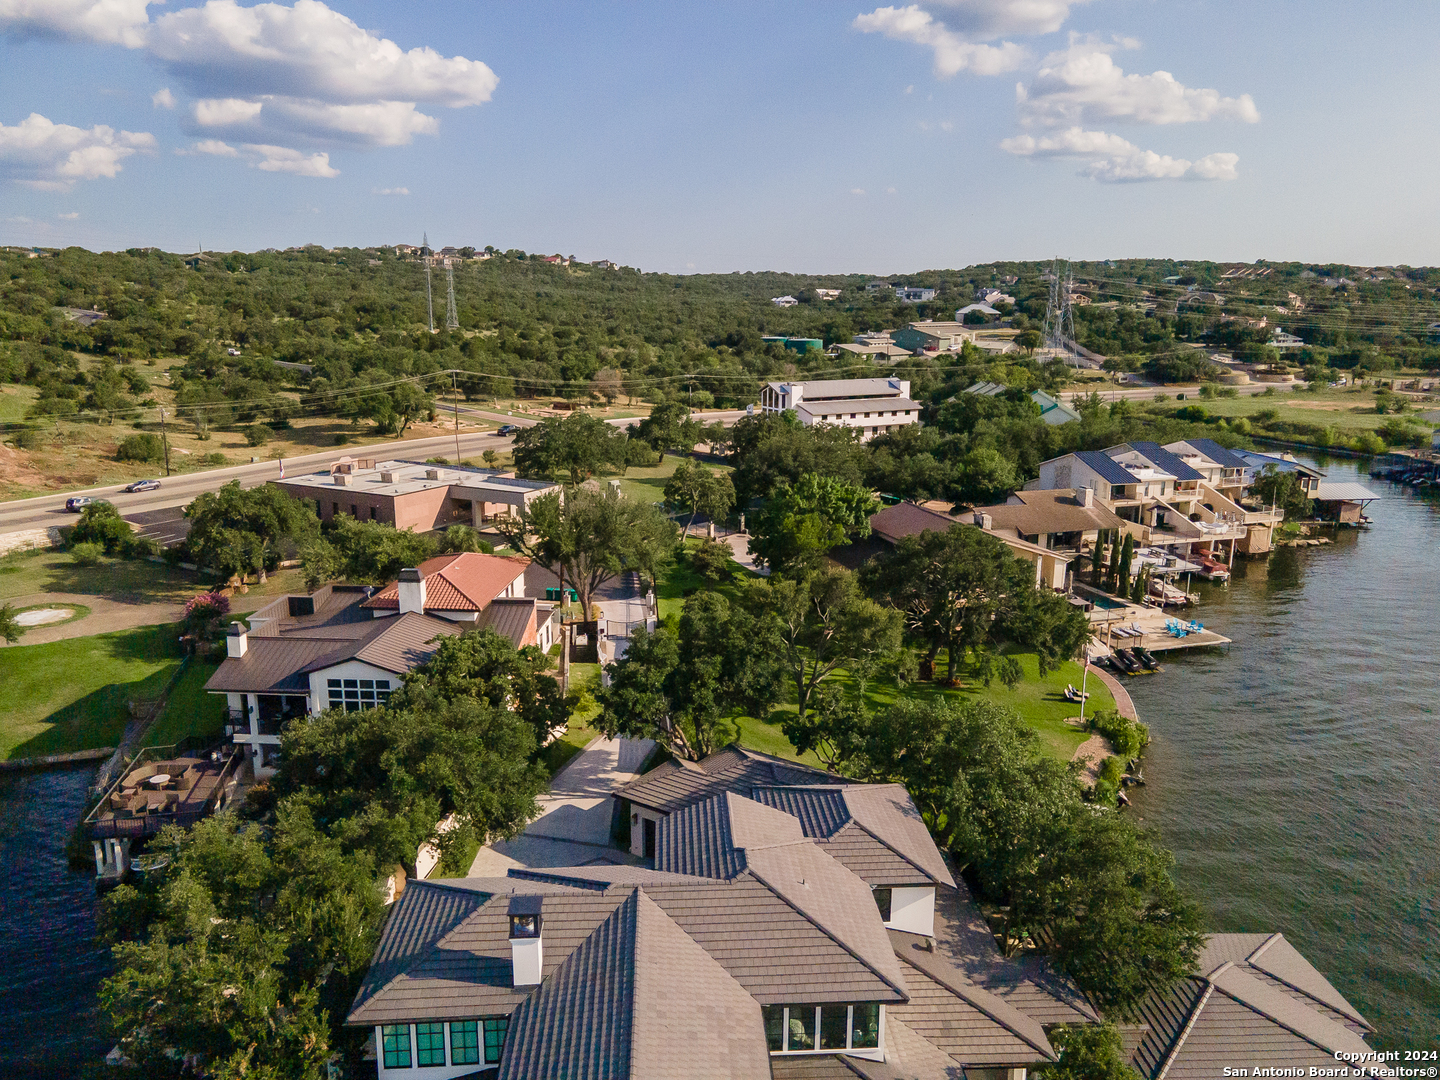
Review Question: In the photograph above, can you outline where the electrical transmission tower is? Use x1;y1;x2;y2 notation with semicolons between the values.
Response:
1041;257;1076;360
423;232;435;332
445;259;458;330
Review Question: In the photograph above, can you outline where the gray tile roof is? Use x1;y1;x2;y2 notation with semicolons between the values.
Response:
1072;449;1144;487
656;791;806;879
1182;437;1251;471
1130;933;1374;1079
801;397;920;417
498;890;769;1080
749;785;956;888
615;744;841;814
888;932;1055;1064
1119;441;1208;482
866;503;959;546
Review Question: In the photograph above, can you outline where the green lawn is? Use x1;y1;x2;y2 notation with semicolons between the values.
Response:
0;623;186;758
614;454;732;506
0;548;205;605
0;384;37;423
143;658;227;748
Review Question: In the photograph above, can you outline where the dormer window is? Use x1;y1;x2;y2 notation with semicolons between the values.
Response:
763;1004;880;1054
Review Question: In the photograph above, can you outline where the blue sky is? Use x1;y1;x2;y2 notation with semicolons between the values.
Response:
2;1;1437;273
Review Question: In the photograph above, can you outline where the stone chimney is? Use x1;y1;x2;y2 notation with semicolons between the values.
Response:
1076;486;1094;508
226;621;248;658
508;896;544;987
397;568;426;615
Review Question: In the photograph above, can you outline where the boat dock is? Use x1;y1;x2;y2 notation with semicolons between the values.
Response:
1083;597;1231;655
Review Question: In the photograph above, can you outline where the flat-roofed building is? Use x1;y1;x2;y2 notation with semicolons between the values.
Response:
274;458;559;533
759;378;920;441
891;320;969;354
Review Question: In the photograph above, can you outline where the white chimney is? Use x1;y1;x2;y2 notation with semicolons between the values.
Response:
226;621;248;658
1076;486;1094;508
397;568;426;615
508;896;543;987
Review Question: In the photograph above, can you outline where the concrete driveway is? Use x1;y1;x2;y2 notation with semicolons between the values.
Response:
469;735;656;876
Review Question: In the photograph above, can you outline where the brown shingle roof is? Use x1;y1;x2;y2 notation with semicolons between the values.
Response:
363;552;529;611
867;502;960;546
972;489;1126;537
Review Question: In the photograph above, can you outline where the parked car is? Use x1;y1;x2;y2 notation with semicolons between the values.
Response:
497;424;520;436
64;496;94;512
121;479;162;493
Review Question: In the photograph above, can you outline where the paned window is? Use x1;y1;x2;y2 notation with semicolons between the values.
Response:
766;1005;882;1055
786;1005;816;1051
328;677;391;712
483;1018;508;1064
450;1021;479;1066
851;1003;880;1048
381;1024;411;1069
819;1006;848;1050
415;1022;445;1067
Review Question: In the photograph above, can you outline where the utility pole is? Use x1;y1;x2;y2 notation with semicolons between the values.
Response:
452;371;462;466
158;406;171;477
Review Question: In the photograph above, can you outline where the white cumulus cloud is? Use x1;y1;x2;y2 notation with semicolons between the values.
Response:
242;142;337;177
178;138;240;156
194;97;264;126
152;86;175;108
855;5;1028;77
0;112;155;189
1002;125;1239;182
923;0;1088;39
1018;45;1261;127
0;0;153;47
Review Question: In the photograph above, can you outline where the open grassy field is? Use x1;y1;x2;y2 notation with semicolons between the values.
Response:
1146;385;1439;436
0;547;208;606
0;382;37;423
612;454;732;507
0;623;184;758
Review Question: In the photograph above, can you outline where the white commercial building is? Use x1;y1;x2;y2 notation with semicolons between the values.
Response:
759;377;920;441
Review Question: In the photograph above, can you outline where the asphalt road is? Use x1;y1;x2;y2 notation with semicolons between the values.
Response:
0;408;749;538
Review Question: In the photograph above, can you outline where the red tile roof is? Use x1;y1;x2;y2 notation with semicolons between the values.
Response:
363;552;530;612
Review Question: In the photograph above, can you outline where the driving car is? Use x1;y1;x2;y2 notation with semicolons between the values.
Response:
121;479;162;493
497;424;520;436
64;496;94;512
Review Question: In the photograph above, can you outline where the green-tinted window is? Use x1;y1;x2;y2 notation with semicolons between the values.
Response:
415;1022;445;1067
483;1017;508;1065
851;1003;880;1049
819;1006;848;1050
785;1006;815;1051
762;1006;784;1051
450;1020;480;1066
381;1024;411;1069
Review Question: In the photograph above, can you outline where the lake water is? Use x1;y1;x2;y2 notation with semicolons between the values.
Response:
0;765;112;1079
1128;454;1440;1049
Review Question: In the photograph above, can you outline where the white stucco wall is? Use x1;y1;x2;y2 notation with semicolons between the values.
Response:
307;660;402;716
886;886;936;937
629;807;664;857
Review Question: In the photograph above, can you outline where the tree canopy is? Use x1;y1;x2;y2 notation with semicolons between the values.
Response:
512;412;630;485
184;480;320;581
746;472;879;573
495;485;676;615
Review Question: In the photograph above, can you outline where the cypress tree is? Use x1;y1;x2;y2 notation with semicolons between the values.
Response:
1117;533;1135;597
